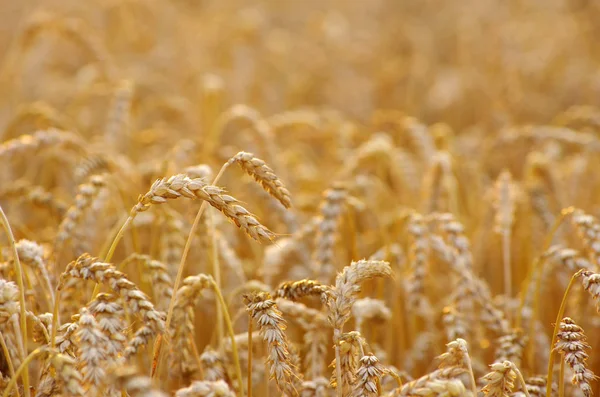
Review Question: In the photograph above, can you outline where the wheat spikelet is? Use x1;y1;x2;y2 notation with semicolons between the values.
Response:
351;353;384;397
59;254;165;358
49;352;85;396
329;332;365;392
481;361;516;396
75;307;109;392
324;259;392;331
121;254;173;311
553;317;597;396
132;174;275;243
437;339;469;369
244;291;300;396
579;270;600;311
56;320;79;355
175;380;235;397
88;293;126;359
228;151;292;208
200;347;228;382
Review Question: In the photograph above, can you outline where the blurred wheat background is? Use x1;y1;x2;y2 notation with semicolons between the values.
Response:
1;0;600;396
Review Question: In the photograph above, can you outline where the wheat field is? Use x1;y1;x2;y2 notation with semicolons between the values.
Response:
1;0;600;396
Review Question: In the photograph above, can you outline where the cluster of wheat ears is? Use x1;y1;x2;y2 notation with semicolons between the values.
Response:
2;0;600;396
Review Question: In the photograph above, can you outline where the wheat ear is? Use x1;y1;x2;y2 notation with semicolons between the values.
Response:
228;151;292;208
323;259;392;397
553;317;597;397
244;291;301;396
57;254;165;359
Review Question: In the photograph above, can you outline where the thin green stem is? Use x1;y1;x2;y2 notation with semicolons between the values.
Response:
546;270;582;397
0;205;30;397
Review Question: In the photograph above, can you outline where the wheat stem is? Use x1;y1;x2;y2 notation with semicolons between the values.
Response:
558;355;565;397
502;231;512;323
0;205;30;397
247;317;253;397
210;277;244;395
0;331;21;397
209;211;224;349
